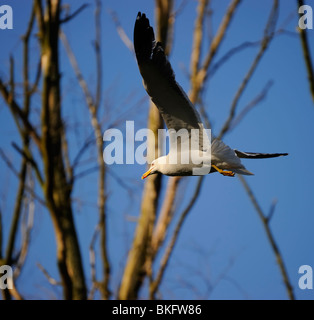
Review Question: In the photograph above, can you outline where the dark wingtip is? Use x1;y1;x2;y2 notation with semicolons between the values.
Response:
235;150;289;159
134;12;155;63
136;12;147;22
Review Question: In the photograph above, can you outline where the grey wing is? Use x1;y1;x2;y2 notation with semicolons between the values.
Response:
211;139;254;175
134;12;209;151
211;139;242;167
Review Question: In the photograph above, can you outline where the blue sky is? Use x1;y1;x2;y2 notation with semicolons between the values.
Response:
1;0;314;300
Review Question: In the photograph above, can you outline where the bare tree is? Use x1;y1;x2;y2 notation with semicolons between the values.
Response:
1;0;86;299
0;0;295;300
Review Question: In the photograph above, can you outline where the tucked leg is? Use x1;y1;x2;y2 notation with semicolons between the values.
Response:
211;164;235;177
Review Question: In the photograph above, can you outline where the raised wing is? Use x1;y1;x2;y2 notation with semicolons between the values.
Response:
134;12;209;151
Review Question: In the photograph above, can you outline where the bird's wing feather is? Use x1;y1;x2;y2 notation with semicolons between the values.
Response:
211;139;241;166
234;150;288;159
211;139;254;175
134;12;209;151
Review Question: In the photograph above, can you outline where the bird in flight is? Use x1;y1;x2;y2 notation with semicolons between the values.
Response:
134;12;287;179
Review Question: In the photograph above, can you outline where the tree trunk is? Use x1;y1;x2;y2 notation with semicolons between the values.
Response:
36;0;86;300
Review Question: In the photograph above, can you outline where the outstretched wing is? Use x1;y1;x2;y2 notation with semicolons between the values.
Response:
134;12;209;151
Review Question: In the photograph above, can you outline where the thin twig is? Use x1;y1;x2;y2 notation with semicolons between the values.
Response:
190;0;209;81
94;0;102;110
297;0;314;103
29;59;42;95
0;79;41;149
0;148;46;206
12;142;44;187
60;4;89;24
203;0;242;71
218;0;278;139
72;132;95;171
190;0;242;103
37;263;61;286
267;198;277;223
227;80;273;133
238;175;295;300
209;40;260;78
14;167;35;279
59;30;95;108
108;9;134;54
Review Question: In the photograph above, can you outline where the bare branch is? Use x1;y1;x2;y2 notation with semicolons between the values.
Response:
190;0;209;81
0;79;42;149
60;3;89;24
209;40;260;78
238;175;295;300
72;131;96;172
14;169;35;279
12;142;44;187
37;263;61;286
34;0;44;40
94;0;102;109
4;166;30;269
266;198;277;223
88;225;100;300
191;0;242;102
227;80;273;133
108;9;134;54
29;59;42;95
59;29;95;108
61;125;73;186
218;0;278;139
297;0;314;104
0;148;46;207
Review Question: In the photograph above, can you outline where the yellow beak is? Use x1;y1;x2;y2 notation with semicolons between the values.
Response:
141;167;153;180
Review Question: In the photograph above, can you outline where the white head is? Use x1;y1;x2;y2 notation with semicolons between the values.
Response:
141;159;159;179
141;156;167;179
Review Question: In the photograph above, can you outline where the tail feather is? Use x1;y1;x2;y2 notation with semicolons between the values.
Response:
234;150;288;159
232;168;254;175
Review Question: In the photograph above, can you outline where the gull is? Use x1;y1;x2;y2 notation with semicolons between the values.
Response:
134;12;287;179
